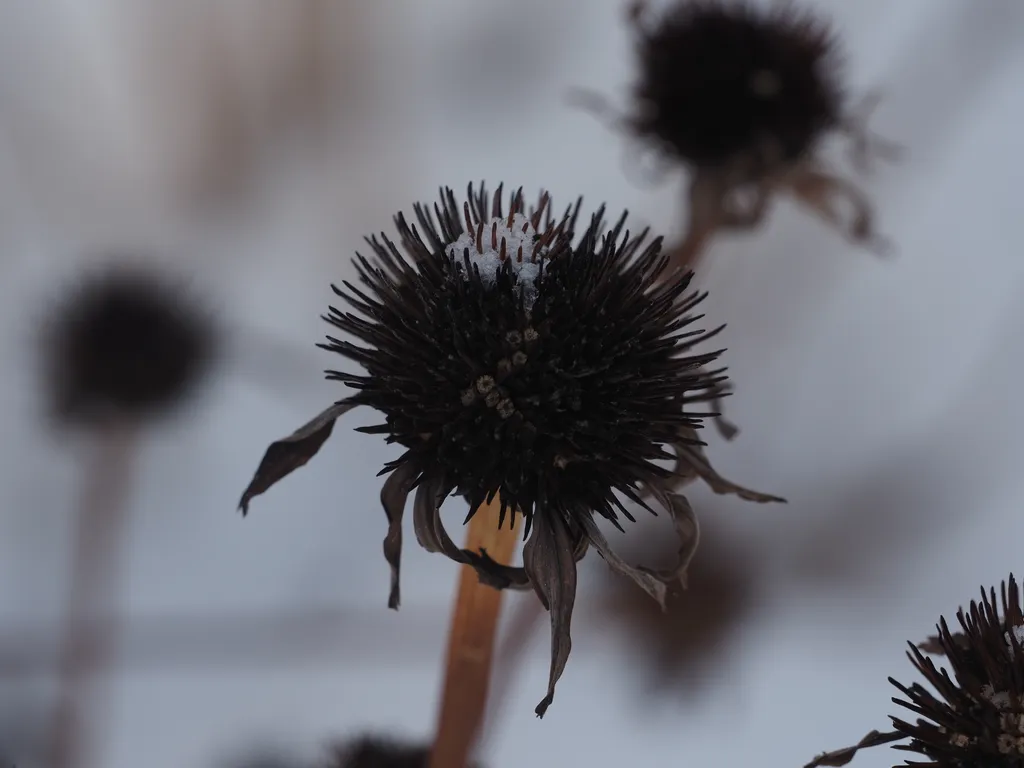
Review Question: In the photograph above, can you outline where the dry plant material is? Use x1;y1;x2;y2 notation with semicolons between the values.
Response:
430;499;520;768
41;264;217;427
806;575;1024;768
327;735;476;768
597;519;758;699
39;264;217;768
575;0;900;272
238;183;783;716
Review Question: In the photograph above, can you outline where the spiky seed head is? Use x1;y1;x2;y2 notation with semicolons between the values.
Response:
631;0;844;172
321;184;725;530
41;264;216;426
890;575;1024;766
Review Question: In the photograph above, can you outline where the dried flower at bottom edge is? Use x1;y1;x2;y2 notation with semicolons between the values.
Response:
805;574;1024;768
325;736;462;768
236;183;784;717
40;263;217;427
575;0;900;268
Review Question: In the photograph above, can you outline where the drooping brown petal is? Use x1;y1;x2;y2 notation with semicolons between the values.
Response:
671;427;786;504
581;485;699;609
411;480;534;590
238;402;356;515
783;167;892;257
523;511;579;718
379;462;420;610
803;730;905;768
706;378;740;441
642;484;701;589
596;515;759;701
412;477;468;561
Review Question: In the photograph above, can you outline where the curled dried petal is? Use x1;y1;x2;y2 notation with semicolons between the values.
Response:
670;427;786;504
804;730;905;768
379;461;419;610
238;401;357;515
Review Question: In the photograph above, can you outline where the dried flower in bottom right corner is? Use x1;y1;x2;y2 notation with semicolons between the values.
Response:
806;574;1024;768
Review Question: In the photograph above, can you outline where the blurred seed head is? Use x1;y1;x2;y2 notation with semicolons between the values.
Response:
325;735;473;768
40;262;218;428
630;0;843;174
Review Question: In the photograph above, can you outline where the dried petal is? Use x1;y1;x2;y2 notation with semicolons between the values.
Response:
523;511;578;718
411;480;534;591
671;427;786;503
804;730;904;768
412;478;469;561
706;378;739;441
580;513;667;608
643;484;701;589
238;402;356;515
379;462;419;609
784;167;892;257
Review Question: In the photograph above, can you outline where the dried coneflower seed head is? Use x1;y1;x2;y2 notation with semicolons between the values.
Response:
889;576;1024;766
632;0;843;172
42;265;216;426
321;185;723;533
239;183;782;716
806;575;1024;768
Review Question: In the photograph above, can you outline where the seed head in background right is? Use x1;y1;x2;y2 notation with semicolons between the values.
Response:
577;0;902;271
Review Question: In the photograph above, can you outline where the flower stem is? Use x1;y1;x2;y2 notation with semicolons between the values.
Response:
428;498;522;768
46;424;136;768
668;221;715;275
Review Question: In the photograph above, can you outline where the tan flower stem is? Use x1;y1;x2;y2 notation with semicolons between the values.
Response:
46;424;136;768
428;497;523;768
667;222;715;275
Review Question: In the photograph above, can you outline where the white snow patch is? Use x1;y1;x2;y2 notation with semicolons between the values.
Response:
446;213;545;309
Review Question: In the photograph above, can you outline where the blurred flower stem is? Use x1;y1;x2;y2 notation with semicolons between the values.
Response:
429;498;522;768
46;425;136;768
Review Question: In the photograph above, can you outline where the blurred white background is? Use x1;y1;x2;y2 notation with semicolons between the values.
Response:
0;0;1023;766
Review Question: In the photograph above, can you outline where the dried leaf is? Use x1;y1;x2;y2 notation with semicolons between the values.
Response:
672;428;786;504
523;512;578;718
238;401;356;515
804;730;904;768
379;462;419;610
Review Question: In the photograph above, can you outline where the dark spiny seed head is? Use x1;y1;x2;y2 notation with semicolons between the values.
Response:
320;183;726;529
632;0;844;171
889;575;1024;766
41;264;216;426
326;736;465;768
